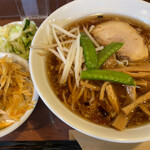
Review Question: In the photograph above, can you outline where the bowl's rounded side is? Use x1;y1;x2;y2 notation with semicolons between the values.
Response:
0;53;38;137
30;0;150;143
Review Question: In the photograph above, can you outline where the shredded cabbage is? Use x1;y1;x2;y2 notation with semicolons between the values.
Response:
0;19;37;60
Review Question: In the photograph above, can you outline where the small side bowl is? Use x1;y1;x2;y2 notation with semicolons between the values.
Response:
0;52;38;137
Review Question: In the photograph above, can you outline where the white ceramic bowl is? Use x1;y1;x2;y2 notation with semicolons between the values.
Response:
30;0;150;143
0;53;38;137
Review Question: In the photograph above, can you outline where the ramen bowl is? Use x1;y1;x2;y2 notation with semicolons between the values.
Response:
0;53;38;137
29;0;150;143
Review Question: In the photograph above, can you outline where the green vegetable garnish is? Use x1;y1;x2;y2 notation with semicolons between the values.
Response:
81;70;136;86
80;32;97;69
21;32;33;49
80;32;134;86
11;38;25;54
97;42;123;68
23;19;30;31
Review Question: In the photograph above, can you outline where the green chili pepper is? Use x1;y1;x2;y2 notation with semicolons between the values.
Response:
97;42;123;68
23;19;30;31
80;32;97;69
81;70;136;86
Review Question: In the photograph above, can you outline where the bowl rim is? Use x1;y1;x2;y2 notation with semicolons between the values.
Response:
0;52;39;138
30;0;150;143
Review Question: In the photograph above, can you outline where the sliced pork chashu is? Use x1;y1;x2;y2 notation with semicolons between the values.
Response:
92;21;148;62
